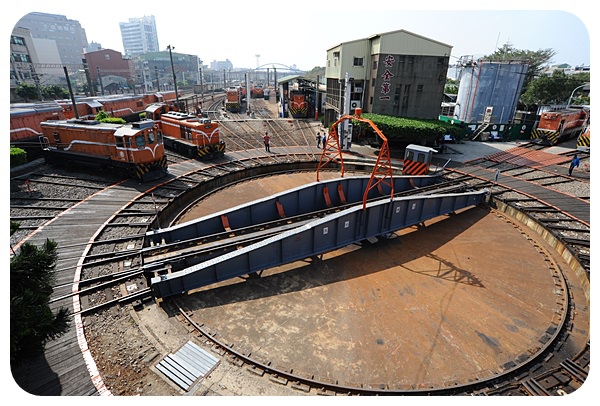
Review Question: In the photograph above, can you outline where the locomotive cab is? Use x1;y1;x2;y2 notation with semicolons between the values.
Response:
402;144;437;175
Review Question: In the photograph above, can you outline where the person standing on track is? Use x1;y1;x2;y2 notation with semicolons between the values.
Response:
263;131;271;152
322;133;327;149
568;154;580;176
316;132;321;148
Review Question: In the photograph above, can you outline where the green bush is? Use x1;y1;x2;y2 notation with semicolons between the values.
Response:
95;110;126;124
351;113;463;146
10;147;28;167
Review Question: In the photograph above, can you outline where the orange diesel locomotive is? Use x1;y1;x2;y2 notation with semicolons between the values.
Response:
39;119;168;181
251;84;264;98
531;107;589;145
145;103;225;160
225;87;243;113
10;102;66;145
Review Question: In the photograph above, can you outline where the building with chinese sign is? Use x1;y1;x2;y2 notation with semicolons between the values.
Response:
324;29;452;126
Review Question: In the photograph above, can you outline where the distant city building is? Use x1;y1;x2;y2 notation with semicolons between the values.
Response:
136;51;201;92
119;16;160;56
14;12;88;67
324;29;452;125
10;27;39;90
542;64;590;76
210;59;234;71
85;41;103;53
84;48;135;93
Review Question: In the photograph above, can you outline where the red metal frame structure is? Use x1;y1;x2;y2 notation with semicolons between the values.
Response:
316;109;394;210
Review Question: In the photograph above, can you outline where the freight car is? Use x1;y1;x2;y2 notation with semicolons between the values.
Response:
225;87;243;113
145;103;225;160
39;119;168;181
531;107;589;145
10;102;66;146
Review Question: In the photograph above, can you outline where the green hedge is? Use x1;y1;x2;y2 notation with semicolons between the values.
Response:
350;113;464;146
10;147;27;167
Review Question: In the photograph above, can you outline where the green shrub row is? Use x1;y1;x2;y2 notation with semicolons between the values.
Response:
350;113;464;145
10;147;27;168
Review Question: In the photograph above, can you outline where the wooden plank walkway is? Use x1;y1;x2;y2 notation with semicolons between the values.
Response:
453;165;590;225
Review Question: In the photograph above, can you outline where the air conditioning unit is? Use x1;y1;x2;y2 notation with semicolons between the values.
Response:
350;100;361;110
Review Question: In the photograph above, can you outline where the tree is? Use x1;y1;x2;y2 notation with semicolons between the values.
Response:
10;238;70;368
303;66;326;83
520;71;590;108
444;78;458;94
15;83;40;102
42;85;69;99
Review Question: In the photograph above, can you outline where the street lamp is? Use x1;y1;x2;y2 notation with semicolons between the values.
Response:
567;82;590;108
167;45;180;107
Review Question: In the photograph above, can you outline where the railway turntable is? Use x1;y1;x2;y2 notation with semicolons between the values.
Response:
140;171;589;394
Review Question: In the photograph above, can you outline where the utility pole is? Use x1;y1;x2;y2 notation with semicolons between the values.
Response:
167;45;180;107
96;67;105;96
64;66;79;119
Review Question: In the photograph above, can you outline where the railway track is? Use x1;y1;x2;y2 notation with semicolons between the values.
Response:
10;107;590;396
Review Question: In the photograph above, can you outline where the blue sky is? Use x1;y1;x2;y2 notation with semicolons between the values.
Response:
8;1;592;71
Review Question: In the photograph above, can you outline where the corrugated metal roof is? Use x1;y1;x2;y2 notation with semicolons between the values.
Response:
155;341;220;392
277;74;303;84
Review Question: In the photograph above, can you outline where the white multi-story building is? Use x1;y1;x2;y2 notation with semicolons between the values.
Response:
119;16;160;57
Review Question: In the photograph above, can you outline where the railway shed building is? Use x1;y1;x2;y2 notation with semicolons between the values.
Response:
324;29;452;126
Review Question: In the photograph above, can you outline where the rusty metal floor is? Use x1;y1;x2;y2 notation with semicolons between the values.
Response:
176;173;571;389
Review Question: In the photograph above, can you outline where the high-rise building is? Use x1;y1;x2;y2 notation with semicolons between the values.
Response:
14;12;88;67
119;16;160;56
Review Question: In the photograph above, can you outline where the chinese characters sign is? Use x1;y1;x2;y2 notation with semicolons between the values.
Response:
380;55;395;101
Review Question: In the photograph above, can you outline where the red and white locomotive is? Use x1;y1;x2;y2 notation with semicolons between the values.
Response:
531;107;589;145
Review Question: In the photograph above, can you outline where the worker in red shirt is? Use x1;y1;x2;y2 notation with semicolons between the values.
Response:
263;131;271;152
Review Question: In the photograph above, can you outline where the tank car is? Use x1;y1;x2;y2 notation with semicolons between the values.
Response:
531;107;589;145
145;103;225;160
39;119;168;181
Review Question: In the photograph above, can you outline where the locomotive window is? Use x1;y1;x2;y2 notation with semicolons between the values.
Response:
406;151;414;160
115;136;124;148
148;132;155;144
416;154;425;163
135;135;146;148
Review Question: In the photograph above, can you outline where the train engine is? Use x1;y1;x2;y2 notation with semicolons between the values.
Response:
146;104;225;160
225;87;243;113
39;119;168;182
289;91;309;118
251;85;264;98
531;107;589;145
